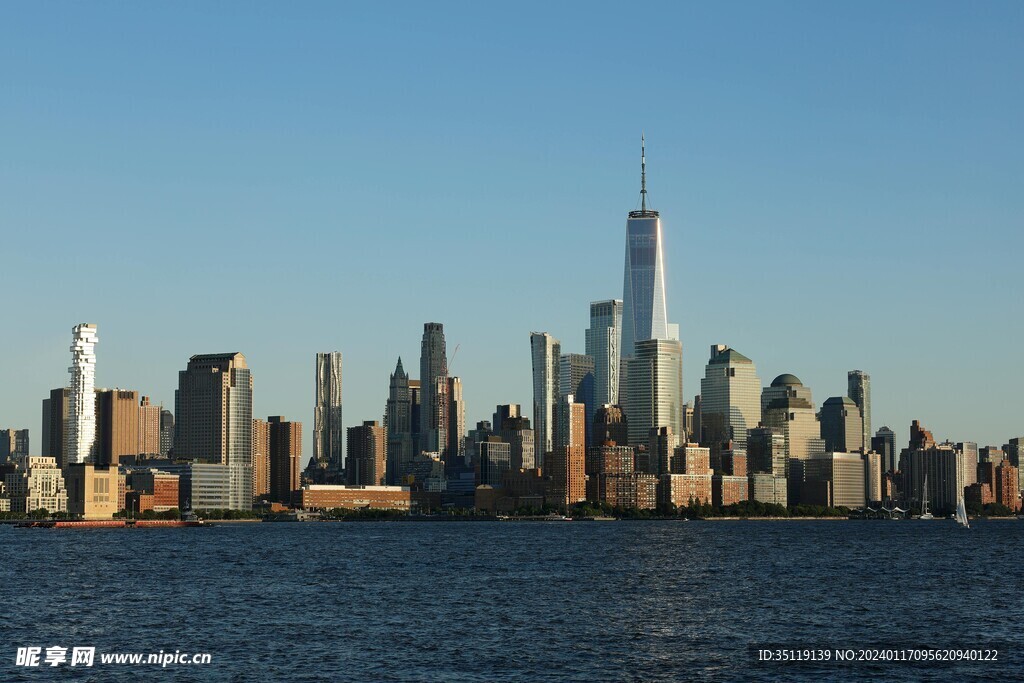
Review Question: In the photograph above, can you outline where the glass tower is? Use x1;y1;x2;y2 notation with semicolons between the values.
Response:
314;351;343;476
621;136;670;360
585;299;623;407
847;370;871;454
699;345;761;463
530;332;561;467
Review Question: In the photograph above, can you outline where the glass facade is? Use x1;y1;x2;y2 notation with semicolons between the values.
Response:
621;214;669;360
585;299;623;408
530;333;560;466
699;346;761;462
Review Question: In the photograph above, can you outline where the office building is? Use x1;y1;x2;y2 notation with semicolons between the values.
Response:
66;323;99;464
650;426;682;477
385;357;414;484
872;426;897;473
625;338;683;448
586;299;623;407
492;405;522;435
269;417;302;505
95;389;139;467
864;451;883;504
699;345;761;465
620;135;670;360
749;473;787;507
41;387;70;465
313;351;344;476
500;416;535;470
173;352;253;510
126;469;180;513
746;426;787;478
955;442;979;491
530;332;560;467
347;420;386;487
159;409;174;457
899;437;966;514
419;323;449;458
820;397;864;453
448;376;466;468
761;374;825;463
478;437;512;487
299;484;413;512
803;452;867;509
847;370;871;455
593;404;629;447
560;354;595;447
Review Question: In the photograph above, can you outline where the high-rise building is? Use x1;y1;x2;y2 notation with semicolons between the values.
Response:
268;416;302;505
159;409;174;457
585;299;623;409
820;397;864;453
620;136;670;360
625;338;683;447
872;426;897;473
385;357;414;484
41;388;70;464
530;332;561;468
313;352;343;477
899;440;968;515
448;376;466;468
174;353;253;510
4;455;67;514
500;416;535;470
0;429;29;463
493;405;521;435
138;396;161;456
478;437;512;487
559;354;595;447
95;389;140;467
699;345;761;465
847;370;871;454
66;323;98;464
593;404;629;447
548;395;587;507
409;380;422;453
761;374;825;463
347;421;386;487
251;418;270;499
419;323;448;458
746;426;787;478
650;426;682;477
803;452;867;508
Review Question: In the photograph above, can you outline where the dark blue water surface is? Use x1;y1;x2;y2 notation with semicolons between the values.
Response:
2;519;1021;682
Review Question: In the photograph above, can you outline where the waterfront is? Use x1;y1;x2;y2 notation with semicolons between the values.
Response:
2;521;1019;681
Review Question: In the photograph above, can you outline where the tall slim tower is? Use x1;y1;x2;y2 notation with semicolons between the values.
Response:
448;376;466;468
585;299;623;407
66;323;98;464
385;357;413;483
620;136;670;360
847;370;871;453
419;323;449;458
699;345;761;466
314;352;343;476
530;332;561;467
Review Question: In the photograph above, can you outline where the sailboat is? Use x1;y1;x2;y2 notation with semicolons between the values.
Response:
955;497;970;529
919;473;934;520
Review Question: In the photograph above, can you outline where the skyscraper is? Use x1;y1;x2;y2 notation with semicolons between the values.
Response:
847;370;871;454
419;323;448;458
530;332;561;468
559;353;595;447
500;416;535;470
761;374;826;462
159;409;174;457
95;389;140;467
66;323;98;464
820;397;864;453
174;352;253;510
268;416;302;505
385;357;414;484
872;426;897;473
0;429;29;463
548;395;587;507
252;417;270;499
593;404;629;447
138;396;161;456
313;352;344;477
347;420;386;486
448;376;466;468
585;299;623;406
699;345;761;465
620;136;670;360
625;338;683;447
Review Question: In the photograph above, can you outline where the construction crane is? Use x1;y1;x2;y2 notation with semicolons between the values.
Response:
447;343;460;374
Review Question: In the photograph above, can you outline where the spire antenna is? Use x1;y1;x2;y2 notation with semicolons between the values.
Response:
640;132;647;212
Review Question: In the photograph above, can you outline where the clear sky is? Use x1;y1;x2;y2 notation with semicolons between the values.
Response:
2;1;1022;461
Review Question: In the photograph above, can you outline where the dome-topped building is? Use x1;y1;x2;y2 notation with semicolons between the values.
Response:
770;373;803;388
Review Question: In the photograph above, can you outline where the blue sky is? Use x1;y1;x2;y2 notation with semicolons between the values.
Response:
2;1;1022;459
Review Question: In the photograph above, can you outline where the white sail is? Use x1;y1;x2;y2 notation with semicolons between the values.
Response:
955;497;970;528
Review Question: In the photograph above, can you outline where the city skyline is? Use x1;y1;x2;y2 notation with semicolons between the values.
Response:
2;3;1022;456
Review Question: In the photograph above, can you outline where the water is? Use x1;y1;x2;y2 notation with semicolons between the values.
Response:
1;520;1020;681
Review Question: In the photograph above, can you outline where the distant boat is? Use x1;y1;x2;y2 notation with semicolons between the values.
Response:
955;497;970;529
919;473;934;520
